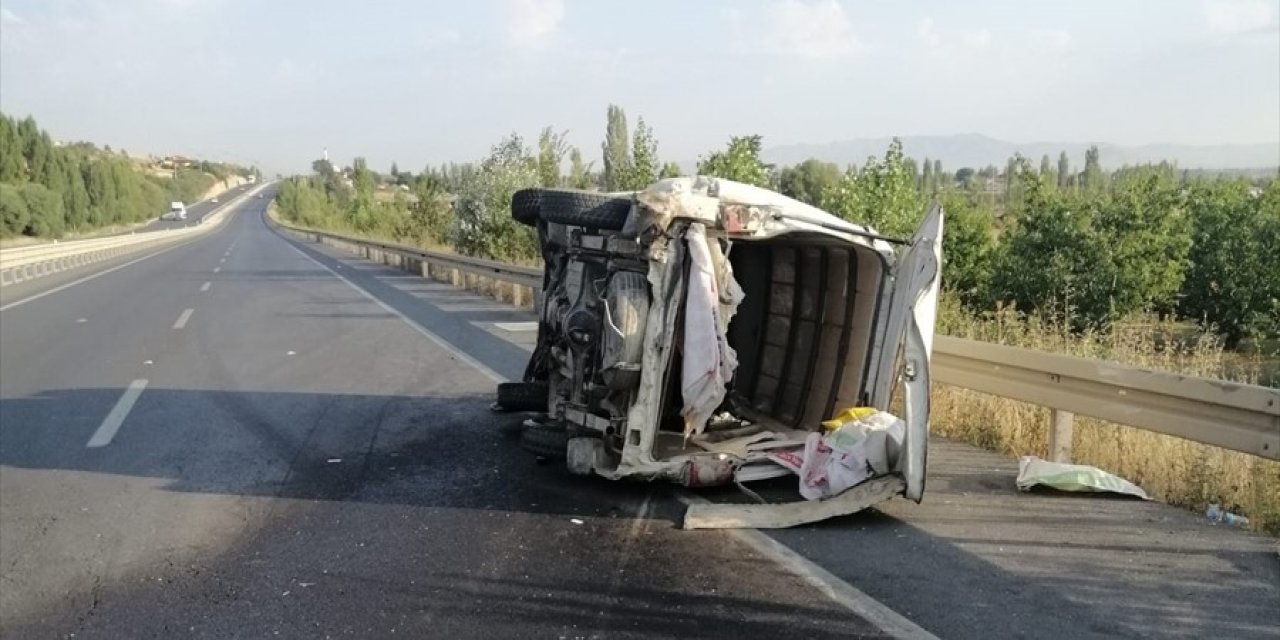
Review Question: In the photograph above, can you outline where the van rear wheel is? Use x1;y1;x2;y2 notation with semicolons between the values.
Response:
538;189;632;230
495;381;548;412
520;422;569;459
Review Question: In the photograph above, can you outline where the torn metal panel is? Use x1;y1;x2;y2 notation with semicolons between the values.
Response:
683;476;906;530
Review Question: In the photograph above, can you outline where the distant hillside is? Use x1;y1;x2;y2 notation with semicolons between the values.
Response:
762;134;1280;171
0;112;257;240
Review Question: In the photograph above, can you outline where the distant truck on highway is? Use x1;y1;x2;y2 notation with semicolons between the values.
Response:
165;202;187;221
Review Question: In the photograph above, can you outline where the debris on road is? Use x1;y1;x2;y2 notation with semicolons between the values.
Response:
1205;503;1250;527
683;408;908;528
327;458;342;463
684;476;906;530
569;518;584;525
1015;456;1151;499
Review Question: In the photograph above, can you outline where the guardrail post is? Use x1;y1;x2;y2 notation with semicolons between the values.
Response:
512;284;523;307
1049;409;1074;463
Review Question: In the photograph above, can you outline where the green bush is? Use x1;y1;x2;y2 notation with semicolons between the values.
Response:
19;183;65;237
1178;179;1280;345
938;191;996;308
0;184;30;237
989;169;1191;329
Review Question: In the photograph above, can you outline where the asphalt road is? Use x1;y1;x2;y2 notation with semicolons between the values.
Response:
1;191;1276;639
137;183;259;233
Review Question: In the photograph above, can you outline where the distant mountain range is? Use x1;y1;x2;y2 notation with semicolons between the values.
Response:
761;134;1279;171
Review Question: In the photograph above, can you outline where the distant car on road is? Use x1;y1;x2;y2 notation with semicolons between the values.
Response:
164;202;187;221
257;193;264;199
211;197;219;203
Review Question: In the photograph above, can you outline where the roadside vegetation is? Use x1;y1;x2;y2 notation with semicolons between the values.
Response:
273;105;1279;533
0;113;258;240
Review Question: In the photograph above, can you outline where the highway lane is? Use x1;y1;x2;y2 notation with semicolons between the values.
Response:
0;192;890;639
137;182;259;233
267;214;1280;639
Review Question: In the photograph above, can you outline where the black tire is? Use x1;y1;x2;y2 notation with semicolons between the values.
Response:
538;189;632;230
495;381;548;412
511;188;542;227
601;271;650;390
521;423;569;458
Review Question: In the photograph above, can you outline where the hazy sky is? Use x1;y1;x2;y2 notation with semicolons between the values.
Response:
1;0;1277;173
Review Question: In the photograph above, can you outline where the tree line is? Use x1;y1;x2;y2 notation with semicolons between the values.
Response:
274;105;1279;348
0;113;256;239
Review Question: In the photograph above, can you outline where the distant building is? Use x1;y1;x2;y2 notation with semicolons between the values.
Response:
159;155;194;169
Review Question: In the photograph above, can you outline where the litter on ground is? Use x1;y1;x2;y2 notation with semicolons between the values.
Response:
1015;456;1151;500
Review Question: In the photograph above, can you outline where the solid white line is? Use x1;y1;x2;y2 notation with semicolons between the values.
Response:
0;243;188;312
86;379;149;448
212;266;221;273
173;308;194;329
287;244;505;384
200;281;211;292
675;492;938;640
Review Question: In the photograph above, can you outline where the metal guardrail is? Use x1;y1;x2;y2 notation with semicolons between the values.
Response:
278;222;1280;461
933;336;1278;461
0;185;268;286
284;226;542;292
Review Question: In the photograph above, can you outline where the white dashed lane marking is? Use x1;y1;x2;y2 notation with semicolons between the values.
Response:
86;379;149;448
173;308;194;329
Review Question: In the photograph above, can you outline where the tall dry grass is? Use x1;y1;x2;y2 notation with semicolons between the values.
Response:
931;294;1280;535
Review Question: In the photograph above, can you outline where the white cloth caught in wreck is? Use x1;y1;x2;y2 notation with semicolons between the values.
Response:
680;223;744;438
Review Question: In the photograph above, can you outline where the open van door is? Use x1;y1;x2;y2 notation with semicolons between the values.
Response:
889;204;943;502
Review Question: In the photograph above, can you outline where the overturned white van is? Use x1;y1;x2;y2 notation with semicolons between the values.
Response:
497;177;943;528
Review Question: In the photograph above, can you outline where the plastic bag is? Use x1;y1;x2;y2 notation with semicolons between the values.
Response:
798;411;904;501
821;406;878;430
1015;456;1151;500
